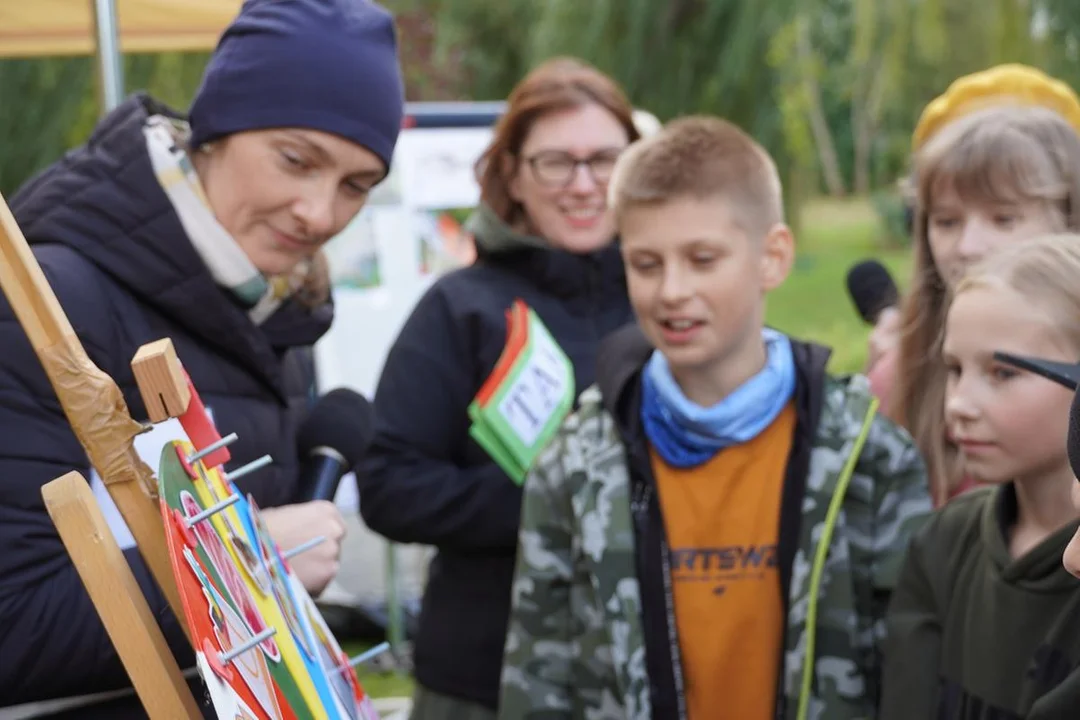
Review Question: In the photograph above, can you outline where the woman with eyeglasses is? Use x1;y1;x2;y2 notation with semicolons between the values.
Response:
356;57;641;720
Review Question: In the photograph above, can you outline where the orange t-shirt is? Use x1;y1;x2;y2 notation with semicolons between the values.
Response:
651;402;795;720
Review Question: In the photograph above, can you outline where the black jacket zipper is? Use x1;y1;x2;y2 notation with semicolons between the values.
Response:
631;470;688;720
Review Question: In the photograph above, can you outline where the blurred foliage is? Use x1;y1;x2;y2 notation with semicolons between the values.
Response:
0;52;208;197
2;0;1080;216
399;0;1080;242
870;190;914;248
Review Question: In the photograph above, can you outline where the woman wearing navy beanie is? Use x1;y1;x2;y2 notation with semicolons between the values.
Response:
0;1;402;717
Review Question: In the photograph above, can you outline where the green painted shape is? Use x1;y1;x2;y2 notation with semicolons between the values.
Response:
157;443;316;720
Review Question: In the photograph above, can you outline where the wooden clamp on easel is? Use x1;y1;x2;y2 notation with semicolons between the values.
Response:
0;194;202;717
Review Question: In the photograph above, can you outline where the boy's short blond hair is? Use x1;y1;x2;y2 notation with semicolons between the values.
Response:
608;115;784;237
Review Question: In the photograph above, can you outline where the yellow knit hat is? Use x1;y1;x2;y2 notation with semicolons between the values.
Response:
912;63;1080;150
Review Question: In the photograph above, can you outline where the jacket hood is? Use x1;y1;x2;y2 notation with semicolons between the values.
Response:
983;484;1080;592
9;93;332;393
464;202;548;255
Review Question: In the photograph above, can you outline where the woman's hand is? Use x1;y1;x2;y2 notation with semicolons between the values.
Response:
867;306;901;371
261;500;347;596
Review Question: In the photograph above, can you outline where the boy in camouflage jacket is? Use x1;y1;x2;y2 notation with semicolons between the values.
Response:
498;117;933;720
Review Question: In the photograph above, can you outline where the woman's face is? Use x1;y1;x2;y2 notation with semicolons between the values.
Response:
508;103;630;254
195;128;386;276
927;187;1063;290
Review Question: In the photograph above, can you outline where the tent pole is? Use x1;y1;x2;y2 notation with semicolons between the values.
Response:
90;0;125;115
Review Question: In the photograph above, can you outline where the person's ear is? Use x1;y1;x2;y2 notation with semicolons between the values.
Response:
760;223;795;291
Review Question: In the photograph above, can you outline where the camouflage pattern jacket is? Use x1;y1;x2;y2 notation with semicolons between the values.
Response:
499;326;932;720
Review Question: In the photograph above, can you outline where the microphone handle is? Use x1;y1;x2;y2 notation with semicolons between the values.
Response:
868;300;899;327
306;449;347;502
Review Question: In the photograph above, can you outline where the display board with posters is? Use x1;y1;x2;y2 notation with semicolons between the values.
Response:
312;113;499;636
314;122;495;402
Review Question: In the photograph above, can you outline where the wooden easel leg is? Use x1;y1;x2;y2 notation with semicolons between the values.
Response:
42;472;202;719
102;464;193;645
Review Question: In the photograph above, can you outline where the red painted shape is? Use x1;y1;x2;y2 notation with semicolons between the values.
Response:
177;371;231;468
173;508;198;550
203;637;234;684
174;444;198;480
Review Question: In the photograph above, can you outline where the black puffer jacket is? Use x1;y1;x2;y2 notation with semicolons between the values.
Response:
0;94;329;716
357;204;634;710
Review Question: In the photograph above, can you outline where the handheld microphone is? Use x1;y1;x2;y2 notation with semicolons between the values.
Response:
993;351;1080;477
1069;387;1080;479
296;388;374;502
846;260;900;325
993;352;1080;391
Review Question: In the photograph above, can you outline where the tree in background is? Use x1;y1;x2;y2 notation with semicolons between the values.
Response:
0;5;464;197
2;0;1079;204
0;52;209;197
0;58;94;197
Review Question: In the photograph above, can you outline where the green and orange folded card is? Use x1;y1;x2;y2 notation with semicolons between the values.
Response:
468;299;576;484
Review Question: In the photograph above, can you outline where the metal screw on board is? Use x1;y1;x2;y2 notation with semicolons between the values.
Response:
186;433;239;466
337;641;392;674
225;455;273;483
220;627;278;665
185;494;242;527
282;535;326;562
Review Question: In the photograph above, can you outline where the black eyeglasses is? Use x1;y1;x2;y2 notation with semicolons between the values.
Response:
523;149;625;188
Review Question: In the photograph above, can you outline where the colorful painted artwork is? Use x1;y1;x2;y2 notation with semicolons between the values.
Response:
158;420;379;718
417;209;476;276
323;210;382;290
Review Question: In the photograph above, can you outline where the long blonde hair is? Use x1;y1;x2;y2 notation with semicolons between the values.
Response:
894;105;1080;504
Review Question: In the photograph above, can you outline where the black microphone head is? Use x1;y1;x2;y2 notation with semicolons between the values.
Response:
993;351;1080;478
846;259;899;325
297;388;374;470
1070;387;1080;479
993;352;1080;391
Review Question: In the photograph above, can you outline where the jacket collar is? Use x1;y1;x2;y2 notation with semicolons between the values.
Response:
465;202;626;301
596;323;833;432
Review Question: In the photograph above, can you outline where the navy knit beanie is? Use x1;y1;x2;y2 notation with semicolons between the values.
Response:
189;0;405;168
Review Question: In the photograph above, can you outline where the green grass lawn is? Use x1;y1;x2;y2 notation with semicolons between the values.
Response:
769;197;911;374
344;196;910;701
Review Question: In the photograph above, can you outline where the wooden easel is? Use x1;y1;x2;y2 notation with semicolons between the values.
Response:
0;194;202;716
42;471;200;717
